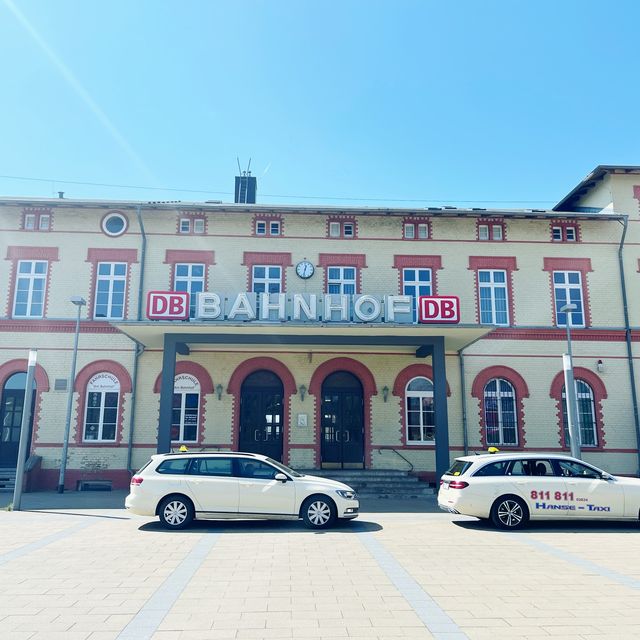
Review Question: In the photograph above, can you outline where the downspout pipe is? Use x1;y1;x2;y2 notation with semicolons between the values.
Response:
459;346;469;455
126;204;148;474
617;215;640;476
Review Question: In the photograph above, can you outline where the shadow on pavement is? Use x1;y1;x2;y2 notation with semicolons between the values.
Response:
139;518;383;534
452;517;640;534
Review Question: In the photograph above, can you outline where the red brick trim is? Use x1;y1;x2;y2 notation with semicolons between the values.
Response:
393;255;442;295
21;207;53;232
252;213;284;237
0;319;119;333
471;365;529;449
242;252;293;292
468;256;518;325
326;215;357;239
476;218;506;241
633;185;640;201
401;216;432;240
86;248;138;320
227;357;297;464
486;328;638;342
153;361;214;446
392;363;451;447
550;219;581;243
309;357;377;468
543;257;593;327
549;367;607;451
0;359;50;453
164;250;216;289
5;246;60;318
73;360;132;447
176;212;208;236
318;254;367;293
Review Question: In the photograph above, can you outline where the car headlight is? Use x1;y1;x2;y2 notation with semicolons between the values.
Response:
336;489;357;500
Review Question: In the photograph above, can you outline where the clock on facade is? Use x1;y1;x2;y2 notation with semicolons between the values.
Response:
295;260;315;279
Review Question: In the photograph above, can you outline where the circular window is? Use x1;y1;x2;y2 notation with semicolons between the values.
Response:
102;212;128;236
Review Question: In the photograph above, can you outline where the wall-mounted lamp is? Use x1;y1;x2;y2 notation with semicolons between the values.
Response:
299;385;307;401
596;359;604;373
216;383;223;400
382;386;389;402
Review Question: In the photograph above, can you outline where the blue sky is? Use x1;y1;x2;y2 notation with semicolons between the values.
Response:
1;0;639;208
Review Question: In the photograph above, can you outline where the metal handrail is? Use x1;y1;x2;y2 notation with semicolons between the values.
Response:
384;447;414;472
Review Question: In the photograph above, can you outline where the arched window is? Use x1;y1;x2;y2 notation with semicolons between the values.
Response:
484;378;517;446
406;377;435;443
172;374;200;443
84;373;120;442
562;380;597;447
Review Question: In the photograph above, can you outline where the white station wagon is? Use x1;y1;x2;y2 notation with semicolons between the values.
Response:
125;452;359;529
438;452;640;529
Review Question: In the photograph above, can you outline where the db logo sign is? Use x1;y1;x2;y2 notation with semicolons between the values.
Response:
147;291;190;320
418;296;460;324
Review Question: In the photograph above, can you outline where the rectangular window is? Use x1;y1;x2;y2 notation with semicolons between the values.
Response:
193;218;205;234
492;225;503;241
329;221;341;237
553;271;584;327
94;262;127;319
24;214;36;230
343;222;355;238
269;221;281;236
565;227;576;241
174;263;205;318
327;266;356;294
172;392;199;442
552;226;563;241
179;219;191;233
39;215;50;230
256;221;267;235
84;391;118;441
404;223;415;239
13;260;47;318
478;224;489;241
252;265;282;295
478;269;509;326
402;268;432;322
417;223;429;239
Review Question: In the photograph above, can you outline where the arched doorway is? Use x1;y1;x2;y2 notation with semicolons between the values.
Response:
321;371;364;469
0;373;36;467
239;370;284;461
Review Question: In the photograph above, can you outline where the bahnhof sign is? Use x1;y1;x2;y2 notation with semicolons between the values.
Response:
1;165;639;489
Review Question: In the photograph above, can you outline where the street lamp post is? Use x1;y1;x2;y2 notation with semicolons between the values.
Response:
561;303;581;459
57;296;86;493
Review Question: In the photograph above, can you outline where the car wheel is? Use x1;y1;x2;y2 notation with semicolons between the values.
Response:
491;495;529;530
158;496;194;530
302;496;337;529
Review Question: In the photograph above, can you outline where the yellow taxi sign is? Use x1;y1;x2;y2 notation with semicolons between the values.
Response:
487;447;500;454
178;445;189;452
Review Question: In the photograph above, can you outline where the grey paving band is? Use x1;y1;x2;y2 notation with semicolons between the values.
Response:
117;533;219;640
0;518;95;566
516;533;640;591
359;533;469;640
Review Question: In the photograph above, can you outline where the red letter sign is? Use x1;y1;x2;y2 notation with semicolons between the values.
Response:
418;296;460;324
147;291;190;320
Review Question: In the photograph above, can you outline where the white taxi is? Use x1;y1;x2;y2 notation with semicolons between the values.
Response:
438;452;640;529
125;451;359;530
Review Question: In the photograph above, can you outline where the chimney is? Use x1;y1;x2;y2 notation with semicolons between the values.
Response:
234;171;257;204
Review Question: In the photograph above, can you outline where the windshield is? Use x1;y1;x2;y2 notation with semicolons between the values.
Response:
265;457;304;477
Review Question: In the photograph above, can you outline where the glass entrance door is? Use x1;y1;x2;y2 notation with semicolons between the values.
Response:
321;372;364;469
0;373;36;467
239;370;284;461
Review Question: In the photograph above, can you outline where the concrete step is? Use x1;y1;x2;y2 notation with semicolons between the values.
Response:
0;470;17;491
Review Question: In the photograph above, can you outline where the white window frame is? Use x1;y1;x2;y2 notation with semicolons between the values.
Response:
491;224;503;240
193;218;205;234
172;375;200;443
553;270;585;328
565;226;576;241
552;226;563;241
83;373;120;442
256;220;267;235
327;266;356;294
179;218;191;233
405;377;435;444
174;263;205;318
38;214;50;230
402;268;432;322
478;269;509;326
484;378;518;446
562;380;598;447
24;214;36;230
13;260;48;318
343;222;355;238
404;223;415;239
478;224;489;241
252;265;282;294
94;262;127;320
329;221;341;237
417;223;429;239
269;220;281;236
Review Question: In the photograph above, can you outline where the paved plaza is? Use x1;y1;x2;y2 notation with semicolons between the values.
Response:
0;492;639;640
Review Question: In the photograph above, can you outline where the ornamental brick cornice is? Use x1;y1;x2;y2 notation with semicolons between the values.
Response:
0;319;120;333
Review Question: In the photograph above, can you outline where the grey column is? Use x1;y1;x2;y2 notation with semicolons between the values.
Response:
432;337;450;481
157;335;177;454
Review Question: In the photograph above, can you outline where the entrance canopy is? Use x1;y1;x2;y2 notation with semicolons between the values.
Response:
113;321;493;354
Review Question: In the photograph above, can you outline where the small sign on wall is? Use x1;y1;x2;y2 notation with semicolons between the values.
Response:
297;413;308;427
418;296;460;324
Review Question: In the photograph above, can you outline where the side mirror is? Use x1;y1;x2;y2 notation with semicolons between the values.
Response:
274;473;288;482
601;472;613;481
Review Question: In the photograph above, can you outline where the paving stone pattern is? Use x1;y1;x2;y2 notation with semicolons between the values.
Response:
0;506;639;640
